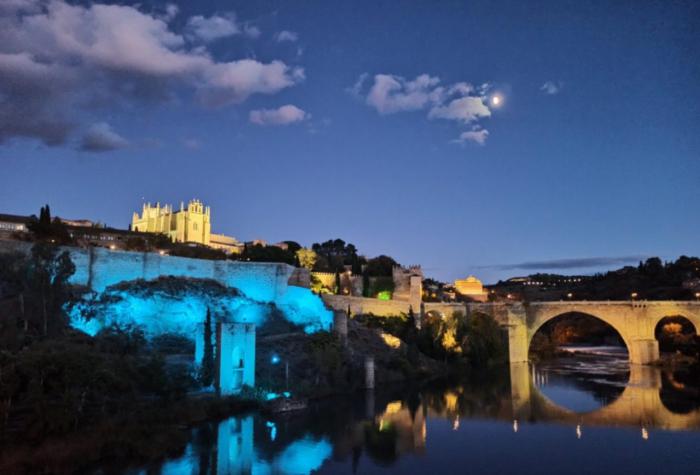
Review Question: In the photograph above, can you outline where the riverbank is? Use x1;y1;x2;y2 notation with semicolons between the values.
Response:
0;316;454;473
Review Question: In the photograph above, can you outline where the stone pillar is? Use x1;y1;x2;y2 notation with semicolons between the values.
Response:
364;356;375;389
333;310;348;346
409;275;422;312
628;339;660;365
507;305;529;363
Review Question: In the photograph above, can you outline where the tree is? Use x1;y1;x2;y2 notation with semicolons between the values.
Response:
364;255;397;277
296;248;318;270
26;205;71;244
200;308;214;387
24;243;76;337
311;239;365;273
335;271;341;294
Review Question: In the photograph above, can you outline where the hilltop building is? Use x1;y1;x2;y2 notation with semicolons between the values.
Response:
131;199;241;254
454;275;488;302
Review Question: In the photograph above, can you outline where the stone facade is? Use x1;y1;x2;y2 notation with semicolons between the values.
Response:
131;199;240;253
454;275;488;302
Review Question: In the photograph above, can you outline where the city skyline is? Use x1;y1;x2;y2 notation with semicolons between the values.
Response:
1;0;698;283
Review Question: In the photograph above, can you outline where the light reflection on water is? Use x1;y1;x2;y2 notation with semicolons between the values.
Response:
126;352;700;475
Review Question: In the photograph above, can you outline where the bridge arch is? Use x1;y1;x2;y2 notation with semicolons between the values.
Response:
654;315;698;355
527;311;631;359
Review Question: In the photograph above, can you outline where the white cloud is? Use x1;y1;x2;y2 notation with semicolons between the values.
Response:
453;127;489;145
541;81;562;95
243;24;261;39
428;96;490;123
354;73;494;146
80;123;129;152
347;72;368;98
0;1;303;148
366;74;443;114
249;105;309;125
276;30;299;42
186;14;240;42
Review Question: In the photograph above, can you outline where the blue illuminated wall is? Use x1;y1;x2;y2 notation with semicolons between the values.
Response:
65;247;332;336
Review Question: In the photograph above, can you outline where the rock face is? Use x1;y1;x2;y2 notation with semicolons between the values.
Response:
68;275;333;338
1;241;334;338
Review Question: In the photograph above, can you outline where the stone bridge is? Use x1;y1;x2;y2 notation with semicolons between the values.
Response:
465;301;700;365
323;295;700;365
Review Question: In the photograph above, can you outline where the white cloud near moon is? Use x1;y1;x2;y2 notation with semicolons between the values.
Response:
541;81;563;95
354;73;494;145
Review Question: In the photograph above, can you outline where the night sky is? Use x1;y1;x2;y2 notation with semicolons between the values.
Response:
1;0;698;283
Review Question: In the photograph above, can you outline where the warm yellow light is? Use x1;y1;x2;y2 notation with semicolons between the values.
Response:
380;332;402;349
491;95;502;106
631;292;638;299
567;293;573;299
109;244;116;250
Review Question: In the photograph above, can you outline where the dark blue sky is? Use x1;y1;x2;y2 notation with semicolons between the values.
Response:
1;0;698;283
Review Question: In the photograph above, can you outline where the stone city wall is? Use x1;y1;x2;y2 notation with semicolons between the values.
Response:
0;240;296;303
322;294;413;316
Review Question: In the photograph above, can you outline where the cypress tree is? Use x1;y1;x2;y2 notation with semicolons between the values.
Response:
201;308;214;387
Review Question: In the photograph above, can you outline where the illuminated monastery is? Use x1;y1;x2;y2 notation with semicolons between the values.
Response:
131;199;240;253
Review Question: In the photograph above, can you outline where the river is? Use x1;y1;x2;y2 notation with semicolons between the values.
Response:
120;350;700;475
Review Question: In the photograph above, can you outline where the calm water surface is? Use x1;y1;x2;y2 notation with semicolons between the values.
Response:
124;351;700;475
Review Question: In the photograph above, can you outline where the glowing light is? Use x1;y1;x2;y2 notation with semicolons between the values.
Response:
266;421;277;441
576;424;582;439
380;332;402;349
453;417;460;431
642;427;649;440
491;95;502;106
513;419;518;433
384;401;403;415
377;290;392;301
271;354;281;364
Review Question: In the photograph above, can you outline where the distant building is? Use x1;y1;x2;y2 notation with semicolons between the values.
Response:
131;199;241;254
0;214;28;238
454;275;488;302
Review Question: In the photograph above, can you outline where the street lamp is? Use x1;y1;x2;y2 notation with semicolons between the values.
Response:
567;292;573;300
631;292;638;300
695;292;700;301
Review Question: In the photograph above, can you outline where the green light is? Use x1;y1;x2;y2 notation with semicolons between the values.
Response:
377;291;391;301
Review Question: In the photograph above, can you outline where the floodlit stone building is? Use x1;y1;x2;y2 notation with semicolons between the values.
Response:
131;199;241;253
454;275;488;302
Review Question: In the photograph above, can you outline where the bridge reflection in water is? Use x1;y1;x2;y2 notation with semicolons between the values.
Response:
145;361;700;474
510;362;700;433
